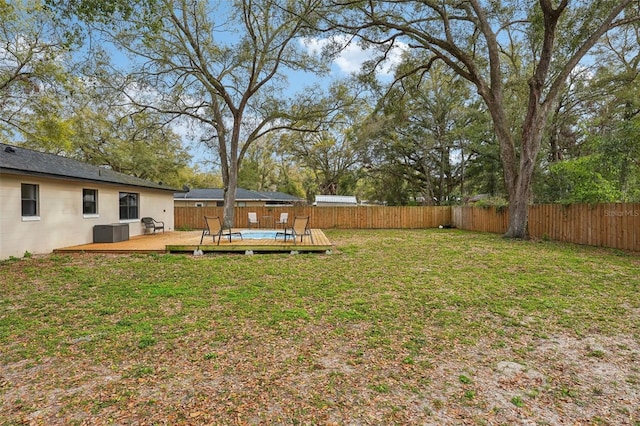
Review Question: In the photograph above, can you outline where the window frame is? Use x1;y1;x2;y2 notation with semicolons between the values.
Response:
21;183;40;220
82;188;99;216
119;192;140;221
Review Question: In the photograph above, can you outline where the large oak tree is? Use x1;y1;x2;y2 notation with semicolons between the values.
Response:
49;0;328;227
320;0;639;237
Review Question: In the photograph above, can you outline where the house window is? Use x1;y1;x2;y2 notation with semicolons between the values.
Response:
119;192;139;220
21;183;39;217
83;189;98;215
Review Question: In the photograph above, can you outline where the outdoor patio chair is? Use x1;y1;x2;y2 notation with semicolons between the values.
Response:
248;212;259;228
200;216;243;245
141;217;164;233
275;216;313;244
275;212;289;228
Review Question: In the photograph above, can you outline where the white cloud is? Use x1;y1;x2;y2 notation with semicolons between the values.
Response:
301;35;407;78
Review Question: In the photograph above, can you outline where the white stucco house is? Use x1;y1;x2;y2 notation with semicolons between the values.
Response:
0;143;177;259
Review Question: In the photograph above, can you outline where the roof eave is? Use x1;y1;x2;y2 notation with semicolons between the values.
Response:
1;167;178;192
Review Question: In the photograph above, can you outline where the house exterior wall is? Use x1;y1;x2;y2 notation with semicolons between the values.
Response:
0;173;174;259
239;201;266;207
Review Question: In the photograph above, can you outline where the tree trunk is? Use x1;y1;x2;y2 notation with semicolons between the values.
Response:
487;104;527;236
504;85;548;238
222;142;239;229
221;157;237;229
222;183;236;229
504;172;532;238
490;102;547;239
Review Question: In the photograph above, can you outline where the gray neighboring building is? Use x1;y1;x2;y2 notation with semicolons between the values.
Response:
174;188;305;207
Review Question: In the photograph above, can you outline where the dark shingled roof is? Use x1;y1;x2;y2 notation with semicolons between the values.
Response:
1;143;176;191
174;188;304;202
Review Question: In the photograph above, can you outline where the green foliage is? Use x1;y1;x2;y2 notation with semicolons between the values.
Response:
20;89;194;188
540;157;622;204
459;375;473;385
279;81;367;198
137;335;156;349
592;121;640;202
535;23;640;204
128;364;154;378
359;61;492;205
511;395;525;408
0;0;72;141
472;197;509;209
238;136;280;191
173;166;222;191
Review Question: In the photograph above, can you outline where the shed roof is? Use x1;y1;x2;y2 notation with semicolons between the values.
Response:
1;143;176;191
315;195;358;204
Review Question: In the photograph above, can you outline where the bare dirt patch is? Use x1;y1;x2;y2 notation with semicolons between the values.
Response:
2;328;639;425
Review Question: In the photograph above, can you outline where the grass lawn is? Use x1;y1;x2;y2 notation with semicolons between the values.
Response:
1;229;639;425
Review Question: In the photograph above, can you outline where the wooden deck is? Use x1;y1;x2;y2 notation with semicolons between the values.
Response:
54;229;333;255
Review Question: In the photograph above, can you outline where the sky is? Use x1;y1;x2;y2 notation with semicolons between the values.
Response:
300;35;406;79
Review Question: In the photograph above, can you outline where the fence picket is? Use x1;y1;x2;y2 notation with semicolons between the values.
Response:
449;203;639;252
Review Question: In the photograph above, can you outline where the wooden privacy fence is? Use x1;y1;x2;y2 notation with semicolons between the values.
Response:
175;206;452;230
452;203;640;252
175;203;639;252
